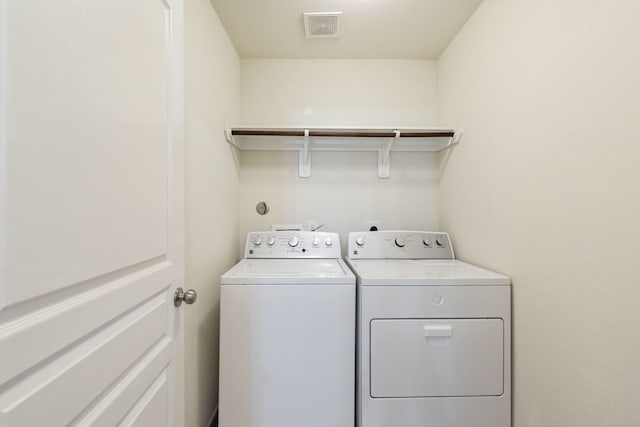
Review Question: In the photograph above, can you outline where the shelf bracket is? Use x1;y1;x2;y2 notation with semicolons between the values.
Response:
299;129;311;178
224;125;236;146
448;128;464;148
377;130;400;178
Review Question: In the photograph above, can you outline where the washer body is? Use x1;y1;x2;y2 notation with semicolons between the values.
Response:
346;231;511;427
219;231;355;427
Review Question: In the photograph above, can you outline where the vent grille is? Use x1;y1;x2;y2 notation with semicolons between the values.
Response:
303;12;342;38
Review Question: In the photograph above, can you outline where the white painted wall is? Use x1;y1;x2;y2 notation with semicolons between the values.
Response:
239;60;440;249
184;0;240;425
437;1;640;425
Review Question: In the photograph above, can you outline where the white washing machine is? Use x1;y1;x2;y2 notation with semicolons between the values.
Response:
345;230;511;427
219;231;355;427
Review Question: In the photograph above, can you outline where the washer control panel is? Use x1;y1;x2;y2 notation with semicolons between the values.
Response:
245;231;341;258
347;230;454;259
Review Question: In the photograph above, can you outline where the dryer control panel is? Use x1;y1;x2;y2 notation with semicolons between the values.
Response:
347;230;454;259
245;231;342;259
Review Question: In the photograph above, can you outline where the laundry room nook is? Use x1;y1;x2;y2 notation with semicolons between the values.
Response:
234;59;446;243
1;0;640;426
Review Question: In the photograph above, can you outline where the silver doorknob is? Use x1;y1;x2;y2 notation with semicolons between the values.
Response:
174;287;198;306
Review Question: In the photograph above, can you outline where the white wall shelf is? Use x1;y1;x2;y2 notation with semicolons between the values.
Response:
225;125;462;178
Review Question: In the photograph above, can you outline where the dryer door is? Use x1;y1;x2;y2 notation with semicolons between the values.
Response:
370;318;504;398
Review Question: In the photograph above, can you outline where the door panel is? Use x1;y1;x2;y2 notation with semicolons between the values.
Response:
3;0;170;305
123;377;170;426
73;341;172;427
0;263;171;385
0;0;184;425
0;294;168;425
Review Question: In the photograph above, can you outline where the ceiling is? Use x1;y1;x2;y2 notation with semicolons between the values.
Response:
209;0;484;59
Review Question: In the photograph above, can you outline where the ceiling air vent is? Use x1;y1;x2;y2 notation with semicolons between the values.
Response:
303;12;342;38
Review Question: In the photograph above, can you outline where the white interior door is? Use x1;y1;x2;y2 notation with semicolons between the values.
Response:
0;0;186;425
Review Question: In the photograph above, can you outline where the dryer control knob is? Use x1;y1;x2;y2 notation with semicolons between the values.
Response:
288;236;300;247
423;237;432;247
267;236;275;246
436;236;446;247
253;237;263;246
395;237;406;248
356;236;365;246
325;238;333;247
312;237;320;246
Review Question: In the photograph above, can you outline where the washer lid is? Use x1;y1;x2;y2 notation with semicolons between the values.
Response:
346;259;510;286
221;259;355;285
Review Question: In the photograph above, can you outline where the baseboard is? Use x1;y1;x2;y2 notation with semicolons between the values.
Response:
207;407;218;427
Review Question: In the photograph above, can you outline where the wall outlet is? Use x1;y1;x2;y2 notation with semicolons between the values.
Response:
366;221;382;231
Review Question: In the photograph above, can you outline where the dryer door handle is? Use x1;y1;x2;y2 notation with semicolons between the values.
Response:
423;325;453;337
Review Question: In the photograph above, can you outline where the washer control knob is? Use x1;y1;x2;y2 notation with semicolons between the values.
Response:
325;238;333;247
394;236;406;248
267;236;275;246
288;236;300;247
436;236;446;247
253;237;263;246
356;236;365;246
423;236;432;247
312;237;320;246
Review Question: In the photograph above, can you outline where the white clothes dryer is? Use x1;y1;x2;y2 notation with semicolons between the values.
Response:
345;230;511;427
219;231;355;427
